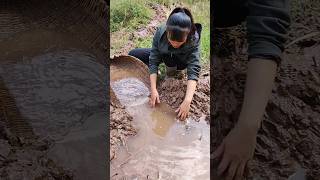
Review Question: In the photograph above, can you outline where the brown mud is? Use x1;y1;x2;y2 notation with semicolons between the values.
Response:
212;1;320;179
159;74;210;123
0;0;108;179
110;103;136;161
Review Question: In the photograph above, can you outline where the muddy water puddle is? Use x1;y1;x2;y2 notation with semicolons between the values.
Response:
0;29;107;179
111;78;210;180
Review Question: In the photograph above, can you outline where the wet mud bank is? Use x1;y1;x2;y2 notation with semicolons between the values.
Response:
159;75;210;122
0;0;108;179
110;103;136;161
0;126;73;179
212;1;320;179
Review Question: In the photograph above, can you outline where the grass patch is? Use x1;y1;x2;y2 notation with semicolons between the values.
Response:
158;63;167;80
182;1;210;64
154;0;208;6
111;0;210;65
110;0;153;32
134;36;153;48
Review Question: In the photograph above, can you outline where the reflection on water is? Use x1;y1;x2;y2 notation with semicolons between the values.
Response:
110;77;210;180
151;103;176;137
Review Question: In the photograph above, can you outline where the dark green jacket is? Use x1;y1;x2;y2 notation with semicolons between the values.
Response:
149;24;202;81
214;0;291;63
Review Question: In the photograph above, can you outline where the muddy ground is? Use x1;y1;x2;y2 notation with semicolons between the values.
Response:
0;119;73;179
212;1;320;179
110;102;137;161
159;75;210;122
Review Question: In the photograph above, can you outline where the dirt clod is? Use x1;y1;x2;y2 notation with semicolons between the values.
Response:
0;118;73;179
110;102;137;161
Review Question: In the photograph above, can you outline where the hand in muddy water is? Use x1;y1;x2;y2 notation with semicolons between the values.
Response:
213;123;257;180
175;100;191;120
149;89;160;107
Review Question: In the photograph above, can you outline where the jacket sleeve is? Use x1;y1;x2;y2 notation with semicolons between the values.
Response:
246;0;290;64
149;27;162;75
186;45;201;81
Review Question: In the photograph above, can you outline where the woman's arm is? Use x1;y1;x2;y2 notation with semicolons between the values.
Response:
149;26;163;75
149;73;160;107
213;58;277;178
149;26;163;107
238;58;277;132
185;80;197;103
150;73;158;92
177;39;201;120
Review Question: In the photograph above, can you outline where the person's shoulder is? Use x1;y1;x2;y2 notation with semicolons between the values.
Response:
194;23;202;42
153;24;166;42
195;23;202;35
155;23;166;35
188;23;202;47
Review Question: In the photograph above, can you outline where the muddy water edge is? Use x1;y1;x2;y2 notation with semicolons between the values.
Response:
110;77;210;180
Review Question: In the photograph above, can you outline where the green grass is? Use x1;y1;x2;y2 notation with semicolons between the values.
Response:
154;0;208;6
158;63;167;80
134;36;153;48
191;1;210;64
111;0;210;65
179;0;210;64
110;0;153;32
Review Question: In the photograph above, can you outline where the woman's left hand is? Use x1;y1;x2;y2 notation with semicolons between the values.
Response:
213;122;258;180
175;100;191;120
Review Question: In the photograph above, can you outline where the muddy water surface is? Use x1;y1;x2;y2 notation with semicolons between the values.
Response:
0;50;107;179
0;1;107;179
110;78;210;180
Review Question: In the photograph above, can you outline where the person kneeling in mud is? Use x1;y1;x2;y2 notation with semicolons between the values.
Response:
129;7;202;120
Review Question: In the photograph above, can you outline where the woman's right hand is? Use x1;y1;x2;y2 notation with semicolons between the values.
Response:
149;89;160;107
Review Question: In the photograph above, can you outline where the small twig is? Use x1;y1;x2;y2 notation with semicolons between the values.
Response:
313;56;318;67
0;154;7;160
111;172;118;178
199;130;203;141
285;32;320;48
